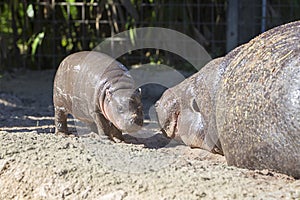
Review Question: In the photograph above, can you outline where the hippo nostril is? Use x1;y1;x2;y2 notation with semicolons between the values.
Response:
128;116;143;126
129;118;134;124
131;113;137;119
137;118;143;126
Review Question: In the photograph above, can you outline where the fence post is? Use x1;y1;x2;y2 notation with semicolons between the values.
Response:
238;0;261;45
226;0;238;53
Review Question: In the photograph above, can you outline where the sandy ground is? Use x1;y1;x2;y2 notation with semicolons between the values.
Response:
0;70;299;200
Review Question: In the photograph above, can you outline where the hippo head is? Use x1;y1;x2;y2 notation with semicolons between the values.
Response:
156;89;220;152
155;89;181;140
103;88;143;133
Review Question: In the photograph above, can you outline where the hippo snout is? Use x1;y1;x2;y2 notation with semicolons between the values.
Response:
118;111;143;133
124;113;143;132
111;111;143;133
130;114;143;126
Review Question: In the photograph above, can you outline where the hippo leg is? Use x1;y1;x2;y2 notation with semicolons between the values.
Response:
92;112;124;142
54;107;69;135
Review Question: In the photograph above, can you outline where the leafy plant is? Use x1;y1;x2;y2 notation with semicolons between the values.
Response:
0;0;299;71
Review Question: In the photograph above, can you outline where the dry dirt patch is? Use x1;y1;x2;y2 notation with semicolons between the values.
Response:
0;70;299;199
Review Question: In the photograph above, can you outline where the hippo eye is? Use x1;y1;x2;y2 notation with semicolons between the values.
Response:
191;99;200;112
117;105;124;113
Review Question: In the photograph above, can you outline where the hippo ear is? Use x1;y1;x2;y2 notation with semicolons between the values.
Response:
106;89;112;102
135;88;142;96
191;99;200;112
154;101;160;108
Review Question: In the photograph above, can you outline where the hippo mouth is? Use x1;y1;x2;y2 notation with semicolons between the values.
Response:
163;110;179;139
115;113;143;133
172;111;180;138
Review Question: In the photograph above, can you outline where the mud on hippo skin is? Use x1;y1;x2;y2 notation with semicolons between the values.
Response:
53;51;143;141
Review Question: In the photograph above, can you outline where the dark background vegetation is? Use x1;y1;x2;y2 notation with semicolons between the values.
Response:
0;0;299;71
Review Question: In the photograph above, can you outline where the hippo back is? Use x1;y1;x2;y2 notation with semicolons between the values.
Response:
216;21;300;177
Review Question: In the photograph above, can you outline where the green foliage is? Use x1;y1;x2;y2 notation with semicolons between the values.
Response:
31;32;45;57
61;0;78;20
0;0;299;71
26;4;34;18
0;3;11;33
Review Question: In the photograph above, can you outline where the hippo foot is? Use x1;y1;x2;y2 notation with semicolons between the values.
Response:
107;132;124;143
211;147;224;155
81;131;124;144
80;132;113;144
55;131;78;138
110;135;124;143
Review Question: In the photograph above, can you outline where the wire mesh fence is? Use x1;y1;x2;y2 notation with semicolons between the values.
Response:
0;0;299;71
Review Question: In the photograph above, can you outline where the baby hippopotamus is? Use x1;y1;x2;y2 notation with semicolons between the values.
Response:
53;51;143;141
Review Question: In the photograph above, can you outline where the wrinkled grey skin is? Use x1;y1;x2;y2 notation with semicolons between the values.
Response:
53;51;143;141
155;58;224;155
156;21;300;178
216;21;300;178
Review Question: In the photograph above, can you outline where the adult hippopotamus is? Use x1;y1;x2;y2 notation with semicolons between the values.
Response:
216;21;300;178
156;21;300;178
53;51;143;141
